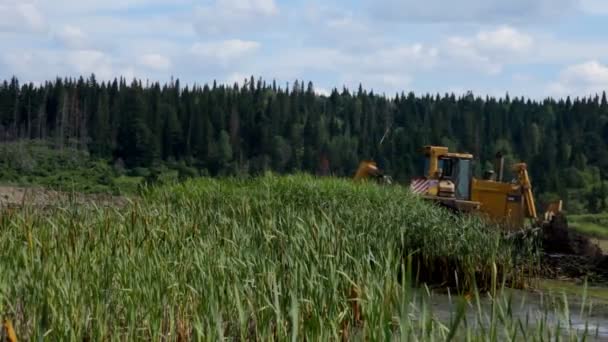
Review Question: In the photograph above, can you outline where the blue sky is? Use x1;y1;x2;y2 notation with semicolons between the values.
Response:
1;0;608;99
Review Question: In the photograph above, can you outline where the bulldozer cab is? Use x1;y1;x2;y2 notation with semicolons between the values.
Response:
408;145;565;231
422;146;474;200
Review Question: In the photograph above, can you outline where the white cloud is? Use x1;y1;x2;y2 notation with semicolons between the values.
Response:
450;26;534;55
299;4;390;53
512;73;534;82
262;42;431;95
66;50;114;80
363;44;438;72
562;61;608;85
444;38;502;75
548;61;608;96
315;86;331;96
276;42;437;76
442;26;534;75
194;0;279;35
222;0;278;16
56;25;88;49
3;51;36;73
367;0;577;23
334;72;412;95
368;74;412;90
138;53;172;71
2;49;66;81
1;0;607;100
475;26;534;52
37;0;194;14
191;40;260;62
121;67;137;81
0;2;46;33
225;72;249;86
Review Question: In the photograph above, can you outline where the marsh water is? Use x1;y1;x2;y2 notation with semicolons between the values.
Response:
412;284;608;339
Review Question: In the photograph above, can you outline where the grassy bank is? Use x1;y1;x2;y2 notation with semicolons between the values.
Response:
569;213;608;239
1;175;595;340
0;140;141;195
0;140;198;196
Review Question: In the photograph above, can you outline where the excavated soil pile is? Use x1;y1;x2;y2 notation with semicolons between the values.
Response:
540;213;608;281
542;213;603;258
0;186;127;209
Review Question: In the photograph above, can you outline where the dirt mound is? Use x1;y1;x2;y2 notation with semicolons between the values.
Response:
541;213;603;259
539;213;608;281
0;186;127;209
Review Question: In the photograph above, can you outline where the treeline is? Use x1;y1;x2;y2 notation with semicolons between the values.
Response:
1;75;608;212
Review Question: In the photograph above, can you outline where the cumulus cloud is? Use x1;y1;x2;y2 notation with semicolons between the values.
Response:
448;26;534;54
191;40;260;63
194;0;279;35
475;26;534;52
3;51;37;74
314;86;331;96
138;54;172;71
225;72;250;85
2;49;69;81
66;50;114;80
1;0;607;99
37;0;195;14
0;1;46;33
548;61;608;96
442;26;534;74
312;7;372;38
444;38;502;75
264;42;436;94
222;0;278;16
367;0;577;23
56;25;88;49
361;74;412;91
361;44;438;73
281;43;437;74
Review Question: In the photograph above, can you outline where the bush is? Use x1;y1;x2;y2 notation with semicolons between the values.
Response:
130;167;151;178
176;164;199;181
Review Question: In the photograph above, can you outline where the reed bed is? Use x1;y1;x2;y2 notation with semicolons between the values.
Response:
0;174;596;340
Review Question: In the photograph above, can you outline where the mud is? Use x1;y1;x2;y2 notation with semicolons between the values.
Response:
542;213;604;259
539;213;608;282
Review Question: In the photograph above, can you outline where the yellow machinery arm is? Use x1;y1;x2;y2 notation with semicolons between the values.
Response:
353;161;392;184
354;161;380;181
512;163;538;220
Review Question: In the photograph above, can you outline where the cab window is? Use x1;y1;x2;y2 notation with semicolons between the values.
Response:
439;158;454;178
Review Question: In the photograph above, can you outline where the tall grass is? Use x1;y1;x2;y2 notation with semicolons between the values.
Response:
0;174;595;340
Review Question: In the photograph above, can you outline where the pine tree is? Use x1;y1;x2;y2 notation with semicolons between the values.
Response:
1;75;608;213
116;83;153;167
90;87;111;157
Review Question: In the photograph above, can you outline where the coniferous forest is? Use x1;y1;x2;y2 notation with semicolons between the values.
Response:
1;74;608;213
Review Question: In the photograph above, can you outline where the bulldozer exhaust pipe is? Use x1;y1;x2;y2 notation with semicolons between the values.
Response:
495;152;505;182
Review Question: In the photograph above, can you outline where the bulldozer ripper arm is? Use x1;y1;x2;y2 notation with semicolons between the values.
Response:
354;161;380;181
512;163;538;220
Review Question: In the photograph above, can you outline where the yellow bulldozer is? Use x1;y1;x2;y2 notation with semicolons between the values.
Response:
355;145;608;279
355;145;563;231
